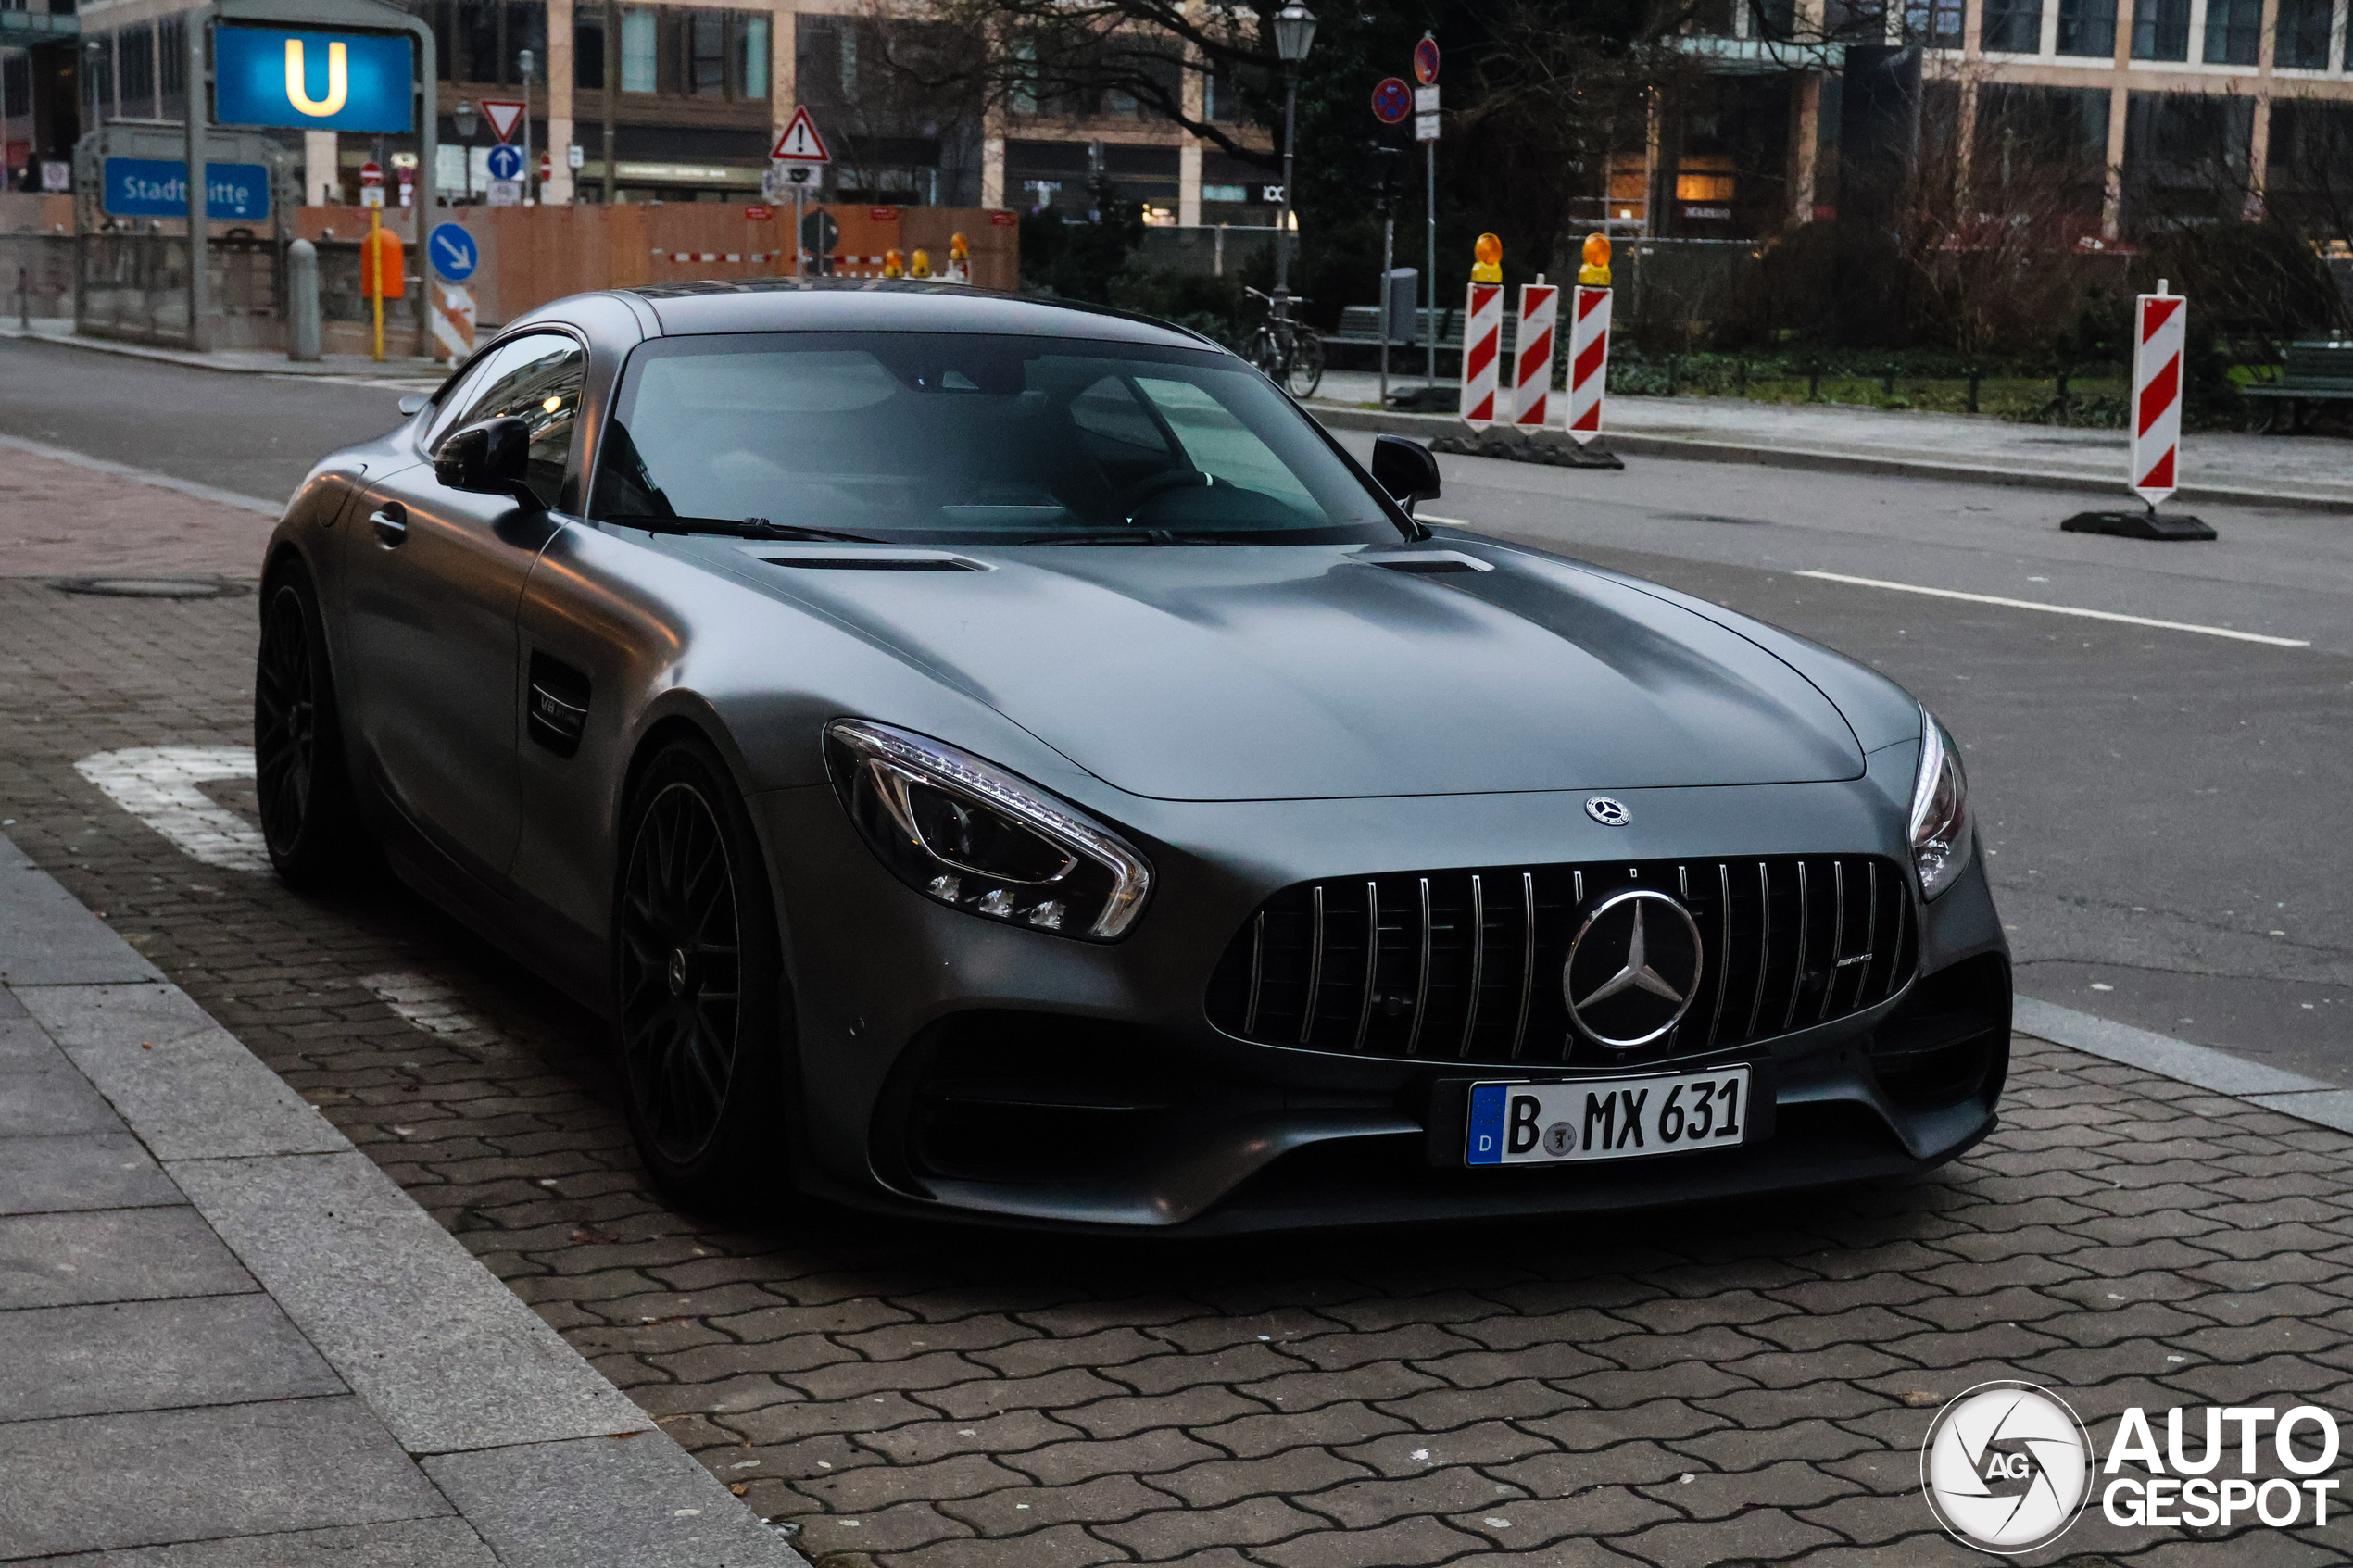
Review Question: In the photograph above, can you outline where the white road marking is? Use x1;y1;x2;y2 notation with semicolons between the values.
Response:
75;746;271;872
1793;571;2310;647
361;972;497;1039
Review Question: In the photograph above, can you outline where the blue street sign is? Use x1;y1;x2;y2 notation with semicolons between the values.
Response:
214;27;414;133
428;223;479;282
485;144;524;182
102;158;271;221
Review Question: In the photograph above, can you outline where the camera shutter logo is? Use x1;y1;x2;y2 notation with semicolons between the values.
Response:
1921;1381;2093;1553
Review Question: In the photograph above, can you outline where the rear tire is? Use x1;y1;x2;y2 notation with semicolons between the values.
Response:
1285;331;1327;399
612;735;791;1210
253;563;371;889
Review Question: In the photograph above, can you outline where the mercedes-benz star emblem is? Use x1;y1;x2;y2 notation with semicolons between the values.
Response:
1584;796;1630;827
1562;888;1704;1049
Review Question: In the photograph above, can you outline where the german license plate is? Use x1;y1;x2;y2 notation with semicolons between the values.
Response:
1465;1068;1751;1166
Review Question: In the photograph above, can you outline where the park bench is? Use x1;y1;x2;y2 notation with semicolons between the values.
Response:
1328;304;1475;353
2244;336;2353;433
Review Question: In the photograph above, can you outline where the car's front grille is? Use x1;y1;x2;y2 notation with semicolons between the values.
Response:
1205;855;1917;1067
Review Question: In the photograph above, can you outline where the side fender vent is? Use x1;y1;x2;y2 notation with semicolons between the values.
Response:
526;651;591;759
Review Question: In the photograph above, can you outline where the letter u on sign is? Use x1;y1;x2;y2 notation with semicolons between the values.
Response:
286;40;348;118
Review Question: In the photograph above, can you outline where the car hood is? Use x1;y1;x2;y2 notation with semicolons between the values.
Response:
749;539;1866;802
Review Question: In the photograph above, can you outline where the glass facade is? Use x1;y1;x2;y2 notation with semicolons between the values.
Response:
2057;0;2117;56
2200;0;2260;63
2130;0;2190;59
1981;0;2044;51
621;7;657;92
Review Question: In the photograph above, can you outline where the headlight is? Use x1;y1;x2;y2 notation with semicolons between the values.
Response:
824;719;1152;939
1907;707;1971;900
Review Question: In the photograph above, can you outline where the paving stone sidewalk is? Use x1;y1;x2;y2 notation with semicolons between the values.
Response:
5;565;2352;1565
0;829;799;1560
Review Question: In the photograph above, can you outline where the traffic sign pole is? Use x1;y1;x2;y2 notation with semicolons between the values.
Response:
1416;34;1441;389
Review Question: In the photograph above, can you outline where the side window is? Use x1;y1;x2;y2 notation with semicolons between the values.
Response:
434;333;588;509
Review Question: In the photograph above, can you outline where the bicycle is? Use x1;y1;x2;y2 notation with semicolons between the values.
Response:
1244;286;1326;400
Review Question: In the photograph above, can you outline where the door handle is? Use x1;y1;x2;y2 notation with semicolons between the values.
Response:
370;504;408;547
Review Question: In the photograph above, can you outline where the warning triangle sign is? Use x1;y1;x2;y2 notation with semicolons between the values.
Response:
771;106;830;163
481;99;527;144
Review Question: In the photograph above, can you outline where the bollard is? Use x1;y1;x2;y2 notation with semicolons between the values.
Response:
287;239;321;363
1881;362;1896;396
1663;354;1678;398
17;266;26;331
1734;359;1748;396
1806;358;1823;401
1965;366;1982;414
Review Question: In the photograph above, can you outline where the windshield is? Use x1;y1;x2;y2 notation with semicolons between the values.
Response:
591;332;1407;546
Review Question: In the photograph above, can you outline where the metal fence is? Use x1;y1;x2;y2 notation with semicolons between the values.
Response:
1136;224;1279;279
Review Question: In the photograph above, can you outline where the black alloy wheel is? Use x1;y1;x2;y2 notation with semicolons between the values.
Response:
614;739;790;1202
253;565;367;887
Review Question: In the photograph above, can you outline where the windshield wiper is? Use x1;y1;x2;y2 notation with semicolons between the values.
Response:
605;514;880;544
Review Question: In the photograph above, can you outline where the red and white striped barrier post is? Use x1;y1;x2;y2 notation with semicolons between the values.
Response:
1566;284;1611;445
2060;278;2214;540
2132;282;2184;505
1460;280;1504;426
1513;278;1557;427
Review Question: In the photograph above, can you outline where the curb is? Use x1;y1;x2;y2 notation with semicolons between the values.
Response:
0;431;284;518
0;321;445;382
0;834;807;1567
1307;403;2353;515
2014;997;2353;1135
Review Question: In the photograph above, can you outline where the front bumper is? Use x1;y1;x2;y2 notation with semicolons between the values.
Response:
748;747;2009;1236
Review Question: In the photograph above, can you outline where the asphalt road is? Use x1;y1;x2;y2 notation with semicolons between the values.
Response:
0;336;416;504
0;334;2340;1085
1331;433;2353;1086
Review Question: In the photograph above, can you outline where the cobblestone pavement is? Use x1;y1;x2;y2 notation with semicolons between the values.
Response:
6;571;2351;1568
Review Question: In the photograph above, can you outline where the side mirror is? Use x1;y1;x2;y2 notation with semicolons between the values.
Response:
1371;433;1441;515
397;393;430;417
434;417;536;506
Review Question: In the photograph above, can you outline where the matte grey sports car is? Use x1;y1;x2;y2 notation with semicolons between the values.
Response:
254;282;2007;1233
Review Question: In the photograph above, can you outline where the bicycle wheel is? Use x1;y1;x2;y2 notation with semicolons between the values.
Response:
1250;328;1281;380
1284;331;1326;399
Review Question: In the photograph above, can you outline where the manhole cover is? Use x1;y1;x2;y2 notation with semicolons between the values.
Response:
52;577;250;600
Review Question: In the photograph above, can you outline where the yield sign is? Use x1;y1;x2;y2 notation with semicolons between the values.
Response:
771;105;830;163
481;99;527;144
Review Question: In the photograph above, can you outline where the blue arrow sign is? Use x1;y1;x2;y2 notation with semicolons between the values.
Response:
485;144;524;182
428;222;478;282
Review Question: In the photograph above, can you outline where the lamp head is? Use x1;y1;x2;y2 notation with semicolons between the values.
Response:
1274;2;1318;64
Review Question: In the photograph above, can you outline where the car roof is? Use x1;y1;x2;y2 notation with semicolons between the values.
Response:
610;278;1221;352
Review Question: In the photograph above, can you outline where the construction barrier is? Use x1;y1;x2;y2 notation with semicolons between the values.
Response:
433;278;475;362
1459;282;1504;426
1566;284;1611;445
1513;280;1557;427
2132;283;2184;504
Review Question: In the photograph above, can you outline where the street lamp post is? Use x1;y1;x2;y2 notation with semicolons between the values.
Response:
517;50;535;205
1271;2;1316;328
453;98;478;202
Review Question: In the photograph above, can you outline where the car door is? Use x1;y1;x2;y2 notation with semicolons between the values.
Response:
342;330;587;887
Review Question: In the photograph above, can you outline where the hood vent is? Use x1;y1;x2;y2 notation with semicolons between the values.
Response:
1353;548;1493;575
761;553;988;572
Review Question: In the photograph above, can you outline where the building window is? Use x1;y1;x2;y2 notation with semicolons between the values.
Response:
158;14;184;107
4;56;29;119
1752;0;1797;38
2131;0;2189;57
2201;0;2259;60
1982;0;2044;51
2273;0;2331;63
740;14;768;98
120;23;153;112
621;7;657;92
691;10;724;95
575;14;604;89
2057;0;2117;53
839;22;857;100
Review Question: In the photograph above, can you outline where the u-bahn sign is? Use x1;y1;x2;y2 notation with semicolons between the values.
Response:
214;25;414;132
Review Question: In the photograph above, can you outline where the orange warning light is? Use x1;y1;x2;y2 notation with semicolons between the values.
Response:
909;248;933;278
1471;232;1503;283
882;248;905;278
1579;232;1612;288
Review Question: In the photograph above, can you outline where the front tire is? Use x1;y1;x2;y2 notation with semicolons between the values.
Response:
253;563;370;888
613;736;790;1208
